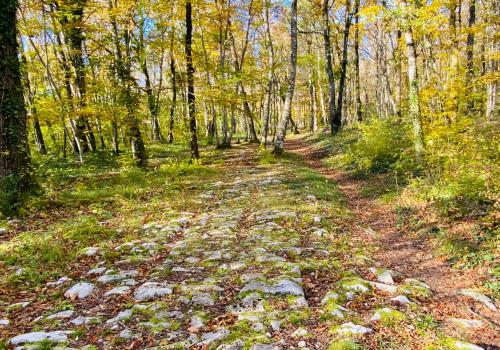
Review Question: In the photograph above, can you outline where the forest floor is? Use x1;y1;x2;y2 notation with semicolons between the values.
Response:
0;135;498;350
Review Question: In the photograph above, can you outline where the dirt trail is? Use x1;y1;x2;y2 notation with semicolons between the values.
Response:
286;135;500;347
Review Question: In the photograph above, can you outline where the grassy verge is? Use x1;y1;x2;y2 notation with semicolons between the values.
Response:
310;126;499;298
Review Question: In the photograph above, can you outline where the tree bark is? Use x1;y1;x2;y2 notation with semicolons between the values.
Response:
0;0;34;211
272;0;298;154
261;2;274;147
466;0;476;112
405;28;424;162
334;0;352;128
185;0;199;159
322;0;338;134
56;0;96;152
354;0;362;122
20;47;47;154
108;0;147;166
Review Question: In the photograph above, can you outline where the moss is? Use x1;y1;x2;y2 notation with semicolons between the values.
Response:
373;308;406;327
328;339;362;350
286;308;311;325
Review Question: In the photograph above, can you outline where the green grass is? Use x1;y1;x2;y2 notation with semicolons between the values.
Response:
0;142;223;289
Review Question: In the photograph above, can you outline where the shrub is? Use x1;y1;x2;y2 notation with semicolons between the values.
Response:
344;118;416;175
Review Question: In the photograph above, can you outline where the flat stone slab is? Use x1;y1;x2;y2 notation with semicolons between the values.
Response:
391;295;412;305
10;331;73;345
370;281;397;294
199;329;229;345
192;292;215;306
453;341;484;350
134;282;173;301
336;322;372;336
64;282;94;299
460;289;497;311
240;278;304;297
105;286;131;296
70;316;99;326
449;318;484;329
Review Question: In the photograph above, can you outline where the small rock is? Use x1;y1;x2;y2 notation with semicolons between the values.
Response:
298;340;307;348
87;267;107;275
47;276;71;287
449;318;484;329
0;227;7;235
272;278;304;296
460;289;497;311
70;316;98;326
217;340;244;350
252;322;265;332
64;282;94;299
106;309;132;324
369;268;394;285
370;281;397;294
82;247;99;257
190;316;205;328
104;286;130;296
250;344;281;350
391;295;412;305
453;341;484;350
8;301;31;310
270;320;281;331
336;322;372;336
119;328;139;340
192;292;215;306
97;273;126;284
185;256;201;264
292;327;309;337
0;319;10;326
321;291;340;304
45;310;75;320
10;331;73;345
134;282;173;301
199;329;229;345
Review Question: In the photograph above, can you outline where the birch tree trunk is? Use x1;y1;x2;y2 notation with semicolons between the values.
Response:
405;28;424;162
272;0;298;154
261;2;274;147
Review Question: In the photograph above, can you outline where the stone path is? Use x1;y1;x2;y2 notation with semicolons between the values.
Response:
1;146;497;349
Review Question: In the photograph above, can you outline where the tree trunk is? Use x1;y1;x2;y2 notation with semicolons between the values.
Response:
108;0;146;166
111;120;119;155
322;0;338;134
354;0;362;122
240;85;258;142
57;0;96;152
466;0;476;112
185;0;199;159
334;0;352;128
96;117;105;150
260;3;274;147
168;53;176;144
20;47;47;155
272;0;298;154
0;0;34;211
405;28;424;162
